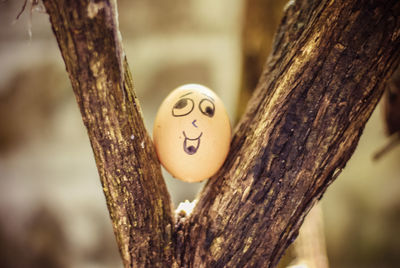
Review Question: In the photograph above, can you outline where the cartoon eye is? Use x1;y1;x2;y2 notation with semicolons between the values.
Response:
199;99;215;117
172;98;194;117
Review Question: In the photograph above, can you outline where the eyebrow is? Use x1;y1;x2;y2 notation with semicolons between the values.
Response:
202;93;215;102
179;92;193;98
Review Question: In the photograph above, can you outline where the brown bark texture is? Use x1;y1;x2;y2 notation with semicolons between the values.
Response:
42;0;174;266
43;0;400;267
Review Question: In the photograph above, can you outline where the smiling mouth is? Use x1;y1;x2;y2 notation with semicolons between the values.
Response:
182;131;203;155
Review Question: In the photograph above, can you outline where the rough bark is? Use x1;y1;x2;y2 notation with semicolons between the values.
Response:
42;0;400;267
42;1;174;267
239;2;329;267
179;0;400;267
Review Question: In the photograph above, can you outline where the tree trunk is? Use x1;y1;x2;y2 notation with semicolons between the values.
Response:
43;0;400;267
239;2;330;267
42;1;174;266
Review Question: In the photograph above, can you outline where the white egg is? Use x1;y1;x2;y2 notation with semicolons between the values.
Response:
153;84;231;182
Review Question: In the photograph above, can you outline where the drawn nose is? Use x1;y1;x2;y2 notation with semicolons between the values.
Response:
192;120;198;128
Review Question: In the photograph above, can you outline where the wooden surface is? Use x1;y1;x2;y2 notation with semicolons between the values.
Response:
43;0;400;267
42;1;174;266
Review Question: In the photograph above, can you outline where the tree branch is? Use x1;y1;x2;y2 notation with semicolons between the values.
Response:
42;0;174;266
43;0;400;267
180;0;400;267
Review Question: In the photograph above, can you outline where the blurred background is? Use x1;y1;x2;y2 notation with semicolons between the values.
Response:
0;0;399;267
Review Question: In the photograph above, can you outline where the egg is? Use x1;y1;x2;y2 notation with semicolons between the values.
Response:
153;84;231;182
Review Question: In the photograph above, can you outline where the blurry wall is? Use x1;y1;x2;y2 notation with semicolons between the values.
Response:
322;104;400;268
0;0;399;268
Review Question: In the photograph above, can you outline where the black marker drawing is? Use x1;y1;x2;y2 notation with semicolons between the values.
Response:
199;98;215;117
172;98;194;117
172;92;216;154
183;131;203;155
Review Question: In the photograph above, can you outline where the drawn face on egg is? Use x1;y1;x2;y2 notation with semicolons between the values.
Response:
172;91;215;155
153;84;231;182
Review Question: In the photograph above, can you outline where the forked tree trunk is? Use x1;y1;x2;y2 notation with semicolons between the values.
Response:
42;0;400;267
